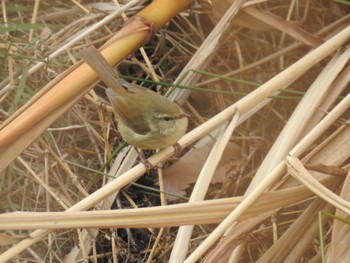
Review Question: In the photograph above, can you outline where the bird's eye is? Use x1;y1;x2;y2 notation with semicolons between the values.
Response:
163;117;171;121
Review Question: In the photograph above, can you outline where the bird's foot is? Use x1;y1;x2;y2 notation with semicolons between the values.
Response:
134;148;153;171
172;143;182;157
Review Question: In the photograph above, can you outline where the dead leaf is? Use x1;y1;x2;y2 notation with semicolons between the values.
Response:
163;139;241;200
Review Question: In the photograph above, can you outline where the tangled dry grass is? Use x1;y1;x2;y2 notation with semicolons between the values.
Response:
0;0;349;262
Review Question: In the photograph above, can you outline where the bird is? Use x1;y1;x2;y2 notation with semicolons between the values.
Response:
80;46;189;165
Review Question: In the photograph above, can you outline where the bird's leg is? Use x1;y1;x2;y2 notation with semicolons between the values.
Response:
134;147;153;171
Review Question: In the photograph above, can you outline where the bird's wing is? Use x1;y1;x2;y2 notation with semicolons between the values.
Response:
106;88;151;135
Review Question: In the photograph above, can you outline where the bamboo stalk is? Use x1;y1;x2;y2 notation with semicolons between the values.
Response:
0;22;148;149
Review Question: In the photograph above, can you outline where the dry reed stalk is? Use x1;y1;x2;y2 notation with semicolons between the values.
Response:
248;47;350;192
204;28;350;263
0;176;337;230
257;198;335;263
259;121;350;262
185;91;350;262
205;105;350;260
169;0;244;105
170;2;245;259
213;115;350;262
287;156;350;215
243;6;324;47
198;14;350;88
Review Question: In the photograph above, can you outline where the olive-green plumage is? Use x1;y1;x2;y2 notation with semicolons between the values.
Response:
81;46;188;150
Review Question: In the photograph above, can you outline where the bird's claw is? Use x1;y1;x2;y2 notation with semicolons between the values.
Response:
135;147;153;172
172;143;182;157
